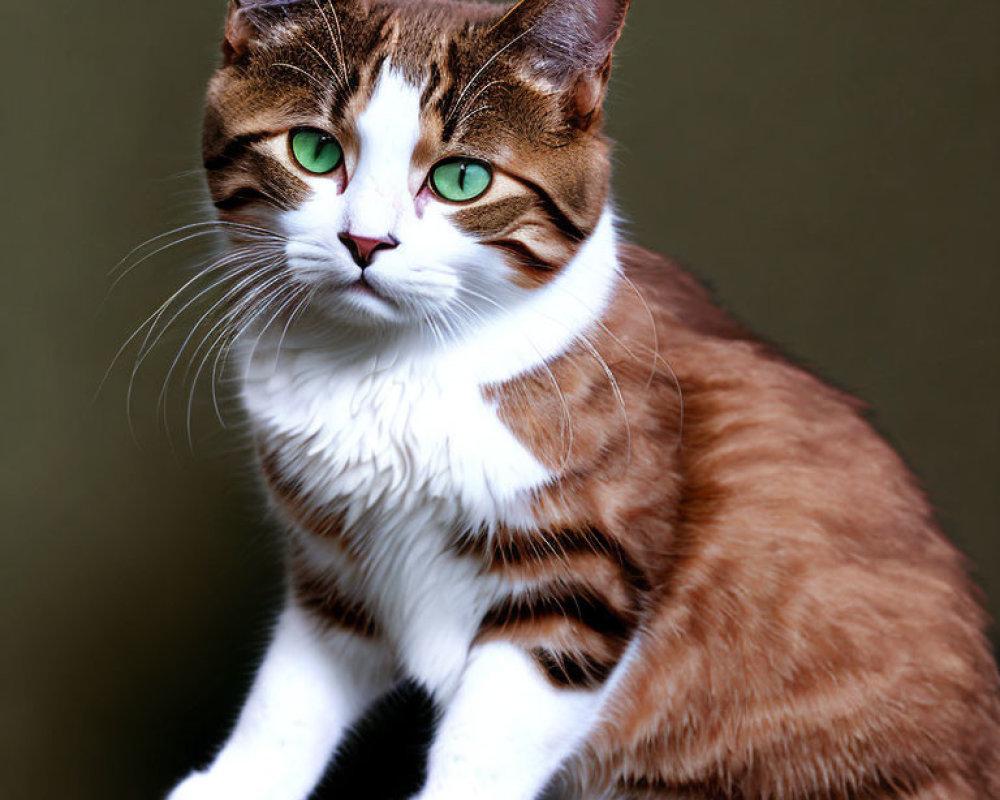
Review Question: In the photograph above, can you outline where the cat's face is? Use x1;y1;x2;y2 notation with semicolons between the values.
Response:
204;0;628;334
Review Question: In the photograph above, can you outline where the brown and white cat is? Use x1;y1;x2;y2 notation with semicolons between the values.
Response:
166;1;1000;798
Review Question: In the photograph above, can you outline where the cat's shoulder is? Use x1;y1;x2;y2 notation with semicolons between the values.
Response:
616;243;750;342
612;242;866;418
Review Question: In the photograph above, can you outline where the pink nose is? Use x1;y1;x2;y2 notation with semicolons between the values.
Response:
338;232;399;269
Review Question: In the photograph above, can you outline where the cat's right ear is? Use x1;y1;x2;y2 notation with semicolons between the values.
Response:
222;0;306;65
222;0;254;64
490;0;631;126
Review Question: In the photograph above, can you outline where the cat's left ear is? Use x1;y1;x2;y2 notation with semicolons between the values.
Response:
493;0;631;126
223;0;306;64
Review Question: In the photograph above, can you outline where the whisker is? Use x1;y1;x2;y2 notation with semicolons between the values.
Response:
101;223;284;315
304;40;342;88
494;284;631;458
182;271;297;445
272;62;330;93
110;220;282;278
446;25;536;126
270;287;313;375
97;247;270;408
130;247;281;372
177;260;289;402
614;271;659;386
108;230;226;299
452;290;576;470
421;309;447;351
160;264;286;417
314;0;351;89
558;277;682;454
451;80;510;131
616;270;684;445
454;104;491;130
126;252;281;436
313;0;350;88
463;78;508;111
572;330;633;469
240;285;308;386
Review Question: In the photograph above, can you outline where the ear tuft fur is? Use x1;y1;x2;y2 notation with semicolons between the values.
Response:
222;0;308;64
493;0;630;125
496;0;630;84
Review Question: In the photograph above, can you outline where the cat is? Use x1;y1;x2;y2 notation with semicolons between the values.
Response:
166;1;1000;798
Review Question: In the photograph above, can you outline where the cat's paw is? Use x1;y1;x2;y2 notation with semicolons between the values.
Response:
166;771;264;800
166;769;297;800
165;772;218;800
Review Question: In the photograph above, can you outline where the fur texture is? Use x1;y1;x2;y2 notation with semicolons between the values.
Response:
166;2;1000;799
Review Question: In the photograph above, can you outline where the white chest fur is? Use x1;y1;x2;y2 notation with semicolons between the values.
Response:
242;344;548;692
244;344;551;525
239;210;619;692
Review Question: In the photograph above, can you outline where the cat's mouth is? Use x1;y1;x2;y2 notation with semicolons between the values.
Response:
342;275;398;308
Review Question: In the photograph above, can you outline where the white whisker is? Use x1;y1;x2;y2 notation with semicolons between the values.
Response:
154;264;283;429
313;0;350;88
272;62;330;93
452;289;576;469
446;26;536;126
182;272;299;445
304;41;342;89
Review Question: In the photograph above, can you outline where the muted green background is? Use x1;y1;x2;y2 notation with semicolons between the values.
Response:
2;1;997;797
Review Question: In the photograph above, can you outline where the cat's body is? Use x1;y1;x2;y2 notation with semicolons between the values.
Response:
167;1;1000;798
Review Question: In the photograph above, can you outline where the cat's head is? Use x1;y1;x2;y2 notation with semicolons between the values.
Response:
203;0;629;337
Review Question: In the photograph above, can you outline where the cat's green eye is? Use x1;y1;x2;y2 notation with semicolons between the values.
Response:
289;127;343;175
430;158;493;203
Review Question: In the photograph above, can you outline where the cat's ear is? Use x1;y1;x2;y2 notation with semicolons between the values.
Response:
222;0;307;65
493;0;631;125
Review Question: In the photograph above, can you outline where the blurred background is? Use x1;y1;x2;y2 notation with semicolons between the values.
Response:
2;1;997;797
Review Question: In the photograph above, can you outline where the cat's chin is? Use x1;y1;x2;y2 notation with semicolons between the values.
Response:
341;278;400;311
305;281;431;334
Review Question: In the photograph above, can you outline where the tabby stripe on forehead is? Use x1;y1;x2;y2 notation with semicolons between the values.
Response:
439;39;467;140
421;61;444;106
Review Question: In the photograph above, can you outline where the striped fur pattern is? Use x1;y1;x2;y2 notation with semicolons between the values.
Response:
203;0;615;290
167;2;1000;799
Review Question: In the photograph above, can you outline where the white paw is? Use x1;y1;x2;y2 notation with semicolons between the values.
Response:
166;772;216;800
166;767;316;800
166;770;268;800
411;791;485;800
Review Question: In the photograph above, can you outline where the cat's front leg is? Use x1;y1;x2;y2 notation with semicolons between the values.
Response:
167;599;394;800
414;641;605;800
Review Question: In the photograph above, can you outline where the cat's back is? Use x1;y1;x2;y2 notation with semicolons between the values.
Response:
577;244;1000;796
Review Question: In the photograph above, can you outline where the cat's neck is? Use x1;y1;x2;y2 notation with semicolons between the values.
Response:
244;206;621;388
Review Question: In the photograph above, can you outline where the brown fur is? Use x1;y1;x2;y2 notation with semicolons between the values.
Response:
205;0;612;282
203;2;1000;797
486;246;1000;798
291;563;382;637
